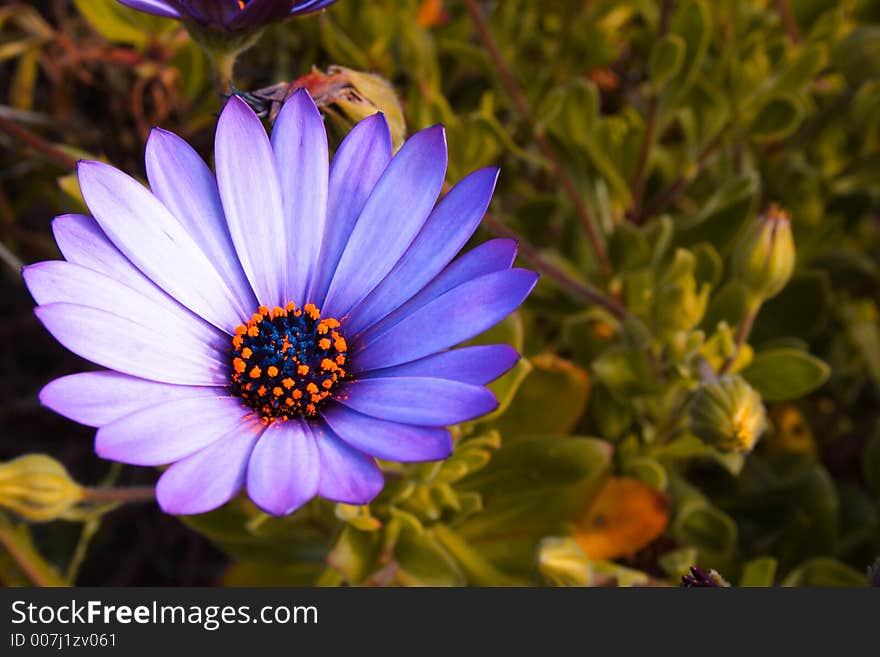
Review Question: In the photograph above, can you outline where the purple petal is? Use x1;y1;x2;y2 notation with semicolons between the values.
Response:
357;238;517;344
313;421;383;504
271;89;329;304
23;260;222;347
360;345;519;385
50;216;234;369
321;403;452;462
77;160;245;333
246;420;319;516
156;421;264;515
34;303;226;386
346;167;499;335
95;396;249;466
310;113;391;305
353;269;536;373
176;0;238;25
289;0;336;15
322;125;447;317
51;214;186;310
337;377;498;425
39;372;219;427
215;96;288;308
230;0;292;27
146;128;256;318
116;0;182;19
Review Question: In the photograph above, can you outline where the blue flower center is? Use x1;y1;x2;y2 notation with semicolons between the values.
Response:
229;302;349;422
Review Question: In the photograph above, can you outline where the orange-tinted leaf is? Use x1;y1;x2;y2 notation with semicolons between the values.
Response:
574;477;669;561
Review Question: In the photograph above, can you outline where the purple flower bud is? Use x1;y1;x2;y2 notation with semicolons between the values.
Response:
117;0;337;32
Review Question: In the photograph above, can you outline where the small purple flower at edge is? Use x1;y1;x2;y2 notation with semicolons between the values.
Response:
116;0;337;31
24;90;537;517
680;566;731;587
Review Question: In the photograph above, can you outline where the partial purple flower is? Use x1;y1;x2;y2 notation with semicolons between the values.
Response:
26;91;536;517
680;566;731;587
117;0;336;31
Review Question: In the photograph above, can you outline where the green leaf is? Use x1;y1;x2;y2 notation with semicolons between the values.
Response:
181;497;328;565
672;500;737;555
677;174;759;249
658;547;698;579
492;354;590;439
748;94;804;141
623;457;668;491
73;0;172;46
701;281;749;332
394;521;465;587
739;557;778;587
650;34;686;89
750;271;831;343
692;242;723;289
538;79;599;147
669;0;711;91
742;348;830;401
458;436;612;538
482;358;532;422
222;561;324;587
430;525;525;586
782;558;867;587
592;345;660;400
327;526;381;584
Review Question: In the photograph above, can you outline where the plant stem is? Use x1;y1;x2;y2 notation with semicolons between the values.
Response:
629;95;659;220
212;50;237;94
635;128;726;224
64;516;102;585
463;0;612;282
481;212;627;320
775;0;801;44
81;486;156;504
719;300;761;375
0;239;24;277
628;0;673;220
0;114;78;169
0;518;65;587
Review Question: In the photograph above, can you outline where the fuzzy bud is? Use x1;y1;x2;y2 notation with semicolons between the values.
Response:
0;454;84;522
733;204;795;303
321;67;406;149
689;376;768;453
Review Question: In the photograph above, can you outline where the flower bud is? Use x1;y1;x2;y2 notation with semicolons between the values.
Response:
689;376;768;453
321;67;406;149
537;537;592;586
0;454;84;522
248;67;406;148
733;204;795;303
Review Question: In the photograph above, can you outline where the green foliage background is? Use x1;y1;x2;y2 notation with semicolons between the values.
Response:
1;0;879;586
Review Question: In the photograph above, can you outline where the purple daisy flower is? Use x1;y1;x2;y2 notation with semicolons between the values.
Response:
116;0;336;31
25;91;537;517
